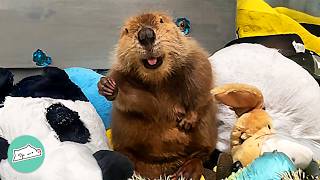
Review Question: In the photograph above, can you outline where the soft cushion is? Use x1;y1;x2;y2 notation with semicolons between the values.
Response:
210;43;320;152
65;67;112;128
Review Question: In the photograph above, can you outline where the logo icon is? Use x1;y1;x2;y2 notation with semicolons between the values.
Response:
12;144;42;163
7;135;45;173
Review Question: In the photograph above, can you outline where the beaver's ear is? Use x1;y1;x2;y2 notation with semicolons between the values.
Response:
159;16;164;24
120;27;129;38
211;83;264;116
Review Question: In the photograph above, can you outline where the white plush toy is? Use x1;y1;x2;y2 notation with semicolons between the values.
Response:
0;67;134;180
210;43;320;152
0;97;107;180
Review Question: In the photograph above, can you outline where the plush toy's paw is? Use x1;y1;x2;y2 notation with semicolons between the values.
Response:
98;77;118;101
176;111;198;132
174;158;203;180
93;150;134;180
0;137;9;160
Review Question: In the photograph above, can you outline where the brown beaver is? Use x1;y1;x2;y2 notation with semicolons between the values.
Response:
98;12;217;180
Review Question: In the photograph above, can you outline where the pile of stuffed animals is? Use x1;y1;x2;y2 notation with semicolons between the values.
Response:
1;63;319;179
208;0;320;178
212;83;320;179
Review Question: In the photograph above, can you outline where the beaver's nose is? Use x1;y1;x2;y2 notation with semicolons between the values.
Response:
138;27;155;47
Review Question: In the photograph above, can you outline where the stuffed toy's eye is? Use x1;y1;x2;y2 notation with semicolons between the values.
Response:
160;18;164;23
125;28;129;34
175;17;191;36
179;21;185;28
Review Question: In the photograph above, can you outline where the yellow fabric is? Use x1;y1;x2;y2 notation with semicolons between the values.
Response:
275;7;320;25
237;0;320;54
106;129;113;149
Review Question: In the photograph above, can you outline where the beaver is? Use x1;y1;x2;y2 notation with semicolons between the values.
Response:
98;12;217;180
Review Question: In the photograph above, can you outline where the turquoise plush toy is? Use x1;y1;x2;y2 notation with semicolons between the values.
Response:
227;151;296;180
64;67;112;128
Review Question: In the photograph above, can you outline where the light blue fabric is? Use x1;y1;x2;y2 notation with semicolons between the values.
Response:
236;151;296;180
64;67;112;129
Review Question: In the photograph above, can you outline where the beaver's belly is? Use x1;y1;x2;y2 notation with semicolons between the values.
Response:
132;128;190;158
126;127;192;178
143;127;191;158
111;109;195;177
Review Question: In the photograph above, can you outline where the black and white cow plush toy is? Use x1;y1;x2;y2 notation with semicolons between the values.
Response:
0;67;133;180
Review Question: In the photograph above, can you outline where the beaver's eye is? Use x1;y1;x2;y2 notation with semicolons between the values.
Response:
160;18;164;23
125;28;129;34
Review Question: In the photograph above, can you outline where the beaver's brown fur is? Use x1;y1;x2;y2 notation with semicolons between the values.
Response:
98;12;217;179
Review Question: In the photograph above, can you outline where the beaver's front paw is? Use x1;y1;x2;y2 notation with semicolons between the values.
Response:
98;77;118;101
176;111;198;132
173;158;203;180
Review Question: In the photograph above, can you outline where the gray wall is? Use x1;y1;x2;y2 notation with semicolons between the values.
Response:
0;0;236;73
266;0;320;16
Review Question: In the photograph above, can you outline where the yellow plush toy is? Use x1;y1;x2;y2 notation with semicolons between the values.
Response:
237;0;320;55
212;83;316;169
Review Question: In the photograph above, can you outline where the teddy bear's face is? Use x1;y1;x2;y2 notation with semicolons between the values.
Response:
230;109;274;166
231;109;273;148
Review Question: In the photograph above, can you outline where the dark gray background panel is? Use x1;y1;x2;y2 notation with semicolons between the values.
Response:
0;0;236;69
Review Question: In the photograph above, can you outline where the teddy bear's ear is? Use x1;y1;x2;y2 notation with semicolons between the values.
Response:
211;83;264;116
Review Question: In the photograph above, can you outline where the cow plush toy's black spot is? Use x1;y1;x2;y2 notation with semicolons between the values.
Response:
46;103;90;144
0;137;9;160
94;150;134;180
0;68;14;105
10;67;88;102
225;34;304;51
301;23;320;37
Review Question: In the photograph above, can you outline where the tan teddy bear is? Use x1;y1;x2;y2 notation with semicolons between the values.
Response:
212;83;314;168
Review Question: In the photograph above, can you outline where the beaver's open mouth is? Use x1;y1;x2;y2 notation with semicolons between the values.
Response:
142;56;164;69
